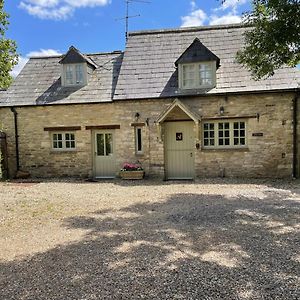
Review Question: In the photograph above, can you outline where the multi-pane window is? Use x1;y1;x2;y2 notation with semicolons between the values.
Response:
180;61;215;89
182;64;195;88
65;65;74;85
202;121;247;148
75;65;84;84
52;133;76;150
199;63;213;86
218;122;230;146
233;122;246;146
203;123;215;146
63;64;85;86
135;127;143;154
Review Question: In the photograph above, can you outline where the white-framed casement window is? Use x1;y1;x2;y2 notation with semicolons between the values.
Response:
179;61;216;89
203;120;247;149
52;132;76;151
135;127;143;154
62;63;86;86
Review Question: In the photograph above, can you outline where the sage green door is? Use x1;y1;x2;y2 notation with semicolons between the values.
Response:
165;121;195;179
94;131;116;178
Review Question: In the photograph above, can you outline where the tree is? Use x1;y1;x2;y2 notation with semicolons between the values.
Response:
236;0;300;80
0;0;18;89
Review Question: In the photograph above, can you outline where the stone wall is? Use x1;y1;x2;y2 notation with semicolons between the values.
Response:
0;92;296;179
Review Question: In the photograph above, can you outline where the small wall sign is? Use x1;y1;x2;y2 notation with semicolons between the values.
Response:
176;132;183;141
252;133;263;137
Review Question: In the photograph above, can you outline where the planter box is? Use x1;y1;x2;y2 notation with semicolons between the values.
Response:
120;170;144;180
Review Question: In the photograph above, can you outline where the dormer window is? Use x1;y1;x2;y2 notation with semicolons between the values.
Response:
59;46;98;87
175;38;220;91
180;61;216;89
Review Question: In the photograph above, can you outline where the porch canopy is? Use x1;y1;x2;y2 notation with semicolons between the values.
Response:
156;99;201;142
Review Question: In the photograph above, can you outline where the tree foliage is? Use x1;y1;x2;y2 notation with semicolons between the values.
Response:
236;0;300;80
0;0;18;89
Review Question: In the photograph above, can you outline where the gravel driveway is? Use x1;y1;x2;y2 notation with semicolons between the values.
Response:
0;178;299;299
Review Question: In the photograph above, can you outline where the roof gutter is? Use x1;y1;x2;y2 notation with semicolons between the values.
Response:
10;107;20;172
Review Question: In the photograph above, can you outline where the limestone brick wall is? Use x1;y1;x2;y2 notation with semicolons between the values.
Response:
0;92;296;179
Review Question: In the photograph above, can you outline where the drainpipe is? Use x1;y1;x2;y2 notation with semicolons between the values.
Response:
292;93;298;178
10;107;20;172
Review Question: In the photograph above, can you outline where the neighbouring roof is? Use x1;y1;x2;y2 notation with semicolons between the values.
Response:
114;23;300;100
59;46;98;69
0;51;123;107
175;38;220;68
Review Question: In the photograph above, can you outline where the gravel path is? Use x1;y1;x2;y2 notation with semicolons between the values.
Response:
0;178;299;299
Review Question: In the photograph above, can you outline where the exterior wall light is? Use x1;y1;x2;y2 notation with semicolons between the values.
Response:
220;106;224;115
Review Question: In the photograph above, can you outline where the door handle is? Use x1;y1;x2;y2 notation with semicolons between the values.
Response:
190;152;193;157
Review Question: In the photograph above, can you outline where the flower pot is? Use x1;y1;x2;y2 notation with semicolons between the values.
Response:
120;170;144;180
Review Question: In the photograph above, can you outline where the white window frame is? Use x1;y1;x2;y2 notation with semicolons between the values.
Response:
179;61;216;90
202;120;247;149
61;63;87;87
51;132;76;151
135;127;143;154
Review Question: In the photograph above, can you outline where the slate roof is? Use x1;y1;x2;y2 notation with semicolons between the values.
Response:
59;46;98;69
175;38;220;68
114;23;300;100
0;51;123;107
0;23;299;107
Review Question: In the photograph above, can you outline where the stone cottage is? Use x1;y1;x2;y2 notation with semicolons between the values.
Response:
0;23;299;179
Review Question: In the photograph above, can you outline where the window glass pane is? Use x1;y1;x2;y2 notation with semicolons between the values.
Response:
136;128;142;152
105;134;113;156
199;63;213;85
203;123;215;146
75;65;84;84
182;64;195;88
218;122;230;147
53;133;63;149
65;133;75;149
65;65;74;85
97;134;105;156
233;122;246;146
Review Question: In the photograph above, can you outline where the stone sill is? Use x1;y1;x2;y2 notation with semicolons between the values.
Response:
50;150;78;154
201;148;249;152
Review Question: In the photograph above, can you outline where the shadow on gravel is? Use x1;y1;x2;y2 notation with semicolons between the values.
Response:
0;192;299;299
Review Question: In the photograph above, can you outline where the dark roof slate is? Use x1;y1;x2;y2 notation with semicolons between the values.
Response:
0;52;123;107
114;24;299;100
175;38;220;68
59;46;98;69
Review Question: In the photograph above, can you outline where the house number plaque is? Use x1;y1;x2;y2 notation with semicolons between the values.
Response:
252;133;263;137
176;132;183;141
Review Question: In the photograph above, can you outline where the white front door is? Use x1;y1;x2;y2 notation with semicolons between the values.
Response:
94;131;116;178
165;121;195;180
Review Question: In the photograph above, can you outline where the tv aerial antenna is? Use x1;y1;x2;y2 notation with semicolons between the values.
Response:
116;0;150;41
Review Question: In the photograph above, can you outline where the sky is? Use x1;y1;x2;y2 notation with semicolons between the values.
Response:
5;0;252;77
